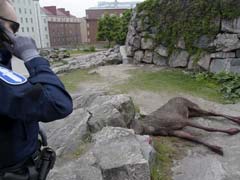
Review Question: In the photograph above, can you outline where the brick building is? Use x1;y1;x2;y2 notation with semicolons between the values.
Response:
42;6;82;47
86;8;126;44
86;1;142;44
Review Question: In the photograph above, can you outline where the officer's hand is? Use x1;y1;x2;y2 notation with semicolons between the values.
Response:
3;31;40;62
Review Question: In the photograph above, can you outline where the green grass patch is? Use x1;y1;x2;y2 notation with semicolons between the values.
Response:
59;69;101;93
151;137;194;180
115;69;224;103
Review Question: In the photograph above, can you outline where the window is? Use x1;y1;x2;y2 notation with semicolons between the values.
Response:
27;27;29;32
20;17;23;23
25;8;27;14
30;9;32;14
32;27;34;32
25;18;28;23
22;27;24;32
31;18;33;23
19;8;22;14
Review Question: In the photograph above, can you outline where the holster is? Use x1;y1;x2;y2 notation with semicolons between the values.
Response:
37;147;56;180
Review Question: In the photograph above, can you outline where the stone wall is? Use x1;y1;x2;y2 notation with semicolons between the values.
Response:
125;10;240;73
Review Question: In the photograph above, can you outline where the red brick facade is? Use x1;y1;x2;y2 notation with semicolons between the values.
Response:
48;22;81;47
42;6;82;47
86;8;127;43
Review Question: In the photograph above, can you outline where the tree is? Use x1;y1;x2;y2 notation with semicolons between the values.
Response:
115;9;133;45
97;9;133;46
97;13;120;47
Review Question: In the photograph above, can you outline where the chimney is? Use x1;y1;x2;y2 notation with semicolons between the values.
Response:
44;6;57;15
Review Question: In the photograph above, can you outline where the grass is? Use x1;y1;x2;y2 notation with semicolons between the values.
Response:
115;69;225;103
151;137;194;180
59;69;101;93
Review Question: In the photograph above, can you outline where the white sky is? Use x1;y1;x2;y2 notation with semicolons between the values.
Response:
39;0;144;18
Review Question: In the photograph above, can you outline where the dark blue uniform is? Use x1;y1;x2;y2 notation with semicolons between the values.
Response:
0;49;73;169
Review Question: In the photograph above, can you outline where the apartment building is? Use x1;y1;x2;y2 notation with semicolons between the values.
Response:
11;0;50;48
41;6;82;47
86;0;141;43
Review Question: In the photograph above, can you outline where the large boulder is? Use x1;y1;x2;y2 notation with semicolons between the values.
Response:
197;53;211;70
210;33;240;52
210;58;240;73
141;38;154;50
169;50;190;68
154;45;168;57
153;52;168;66
48;127;155;180
87;94;135;133
53;50;122;74
222;17;240;34
133;50;144;63
42;90;135;157
143;51;153;64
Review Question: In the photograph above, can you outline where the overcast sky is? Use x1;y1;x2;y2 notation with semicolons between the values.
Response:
39;0;144;18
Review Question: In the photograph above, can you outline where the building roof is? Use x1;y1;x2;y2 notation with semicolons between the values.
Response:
41;6;75;17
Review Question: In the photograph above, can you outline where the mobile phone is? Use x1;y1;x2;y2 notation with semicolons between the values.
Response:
0;22;13;45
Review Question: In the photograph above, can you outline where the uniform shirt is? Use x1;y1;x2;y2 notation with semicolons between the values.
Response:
0;49;73;169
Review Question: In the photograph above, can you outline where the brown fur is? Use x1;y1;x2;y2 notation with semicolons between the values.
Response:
130;97;240;155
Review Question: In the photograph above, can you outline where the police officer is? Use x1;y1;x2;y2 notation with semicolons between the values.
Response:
0;0;73;179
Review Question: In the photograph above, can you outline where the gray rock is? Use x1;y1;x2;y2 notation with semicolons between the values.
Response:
141;38;154;50
236;49;240;58
194;35;214;50
222;17;240;34
126;45;134;57
131;36;141;50
133;50;144;63
41;108;92;157
210;33;240;52
210;58;240;73
153;52;168;66
87;95;135;133
169;50;190;68
92;127;152;180
188;56;199;70
143;51;153;64
50;127;154;180
197;53;211;71
154;44;168;57
53;51;122;74
176;37;186;49
120;46;129;64
210;52;236;59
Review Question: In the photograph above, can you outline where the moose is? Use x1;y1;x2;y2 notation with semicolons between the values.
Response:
130;97;240;155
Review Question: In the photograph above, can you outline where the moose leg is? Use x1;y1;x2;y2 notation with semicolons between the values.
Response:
188;107;240;125
170;130;223;155
187;122;240;135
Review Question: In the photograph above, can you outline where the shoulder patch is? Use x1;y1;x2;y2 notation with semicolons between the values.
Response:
0;66;27;85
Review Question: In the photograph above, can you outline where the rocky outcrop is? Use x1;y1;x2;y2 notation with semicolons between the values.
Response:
52;47;123;74
42;89;155;180
49;127;154;180
125;8;240;73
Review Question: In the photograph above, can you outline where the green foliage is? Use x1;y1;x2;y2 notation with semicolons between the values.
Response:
97;10;132;46
151;138;176;180
136;0;240;55
83;46;96;52
115;9;133;45
193;72;240;103
97;13;121;46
